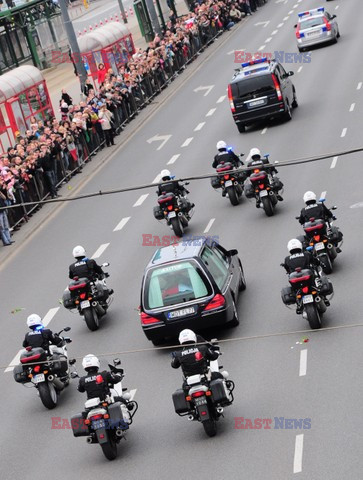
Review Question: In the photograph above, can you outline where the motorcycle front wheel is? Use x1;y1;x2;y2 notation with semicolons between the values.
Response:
100;435;118;461
202;419;217;437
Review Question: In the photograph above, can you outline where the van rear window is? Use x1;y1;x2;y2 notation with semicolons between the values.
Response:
231;76;275;99
144;261;211;309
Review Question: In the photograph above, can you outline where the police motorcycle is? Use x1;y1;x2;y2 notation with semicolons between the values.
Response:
62;263;113;331
244;155;283;217
71;359;138;461
172;340;235;437
296;201;343;274
13;327;75;409
211;152;245;206
153;177;194;238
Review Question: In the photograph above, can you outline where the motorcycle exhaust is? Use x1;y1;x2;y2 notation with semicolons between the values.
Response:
315;296;322;304
327;243;334;250
188;415;194;421
216;407;224;414
86;436;93;444
48;375;65;391
178;212;183;217
115;429;124;437
91;301;105;316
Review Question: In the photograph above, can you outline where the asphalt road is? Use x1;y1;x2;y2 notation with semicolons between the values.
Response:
1;0;363;478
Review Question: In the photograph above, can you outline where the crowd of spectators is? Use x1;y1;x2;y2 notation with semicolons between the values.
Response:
0;0;268;246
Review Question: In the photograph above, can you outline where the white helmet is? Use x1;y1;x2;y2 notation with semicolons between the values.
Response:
249;148;261;159
27;314;43;329
287;239;302;253
82;354;100;371
216;140;227;150
73;245;86;258
303;191;316;204
160;169;171;180
179;329;197;345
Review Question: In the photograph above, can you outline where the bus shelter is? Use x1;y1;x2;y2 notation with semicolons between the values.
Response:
0;65;53;152
78;22;135;86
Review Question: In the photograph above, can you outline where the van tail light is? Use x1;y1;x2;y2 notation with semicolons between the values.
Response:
227;84;235;113
272;74;282;101
204;294;226;311
323;18;331;31
140;312;162;325
295;25;301;39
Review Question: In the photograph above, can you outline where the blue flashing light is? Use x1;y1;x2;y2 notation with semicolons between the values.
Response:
306;246;313;252
298;11;310;18
322;26;327;32
35;325;44;331
241;57;268;68
300;32;305;38
319;198;326;203
298;7;324;18
227;146;233;152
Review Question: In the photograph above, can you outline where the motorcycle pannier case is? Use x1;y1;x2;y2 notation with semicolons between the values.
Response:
172;389;190;414
320;277;334;296
108;402;126;429
62;289;75;309
51;354;68;376
71;413;89;437
281;286;295;305
210;379;229;405
94;281;109;302
245;182;255;199
210;177;220;189
153;205;164;220
13;364;28;384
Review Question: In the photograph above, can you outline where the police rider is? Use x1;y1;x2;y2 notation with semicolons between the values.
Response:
157;170;194;212
23;314;63;353
246;147;283;201
212;141;243;169
298;191;334;224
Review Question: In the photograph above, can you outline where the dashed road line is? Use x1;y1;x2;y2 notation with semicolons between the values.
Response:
297;66;303;73
5;350;22;373
133;194;149;207
167;154;180;165
92;243;110;259
272;30;278;35
194;122;206;131
129;389;137;401
113;217;131;232
320;191;327;200
330;156;338;169
293;3;298;7
341;128;347;138
152;173;162;184
357;82;362;90
181;137;193;147
258;45;266;51
204;218;215;233
283;16;289;21
335;5;339;9
349;103;355;112
293;434;304;473
261;127;267;135
217;95;226;103
206;108;216;117
299;349;307;376
277;23;284;28
265;37;272;43
288;10;294;14
227;50;235;55
43;307;60;327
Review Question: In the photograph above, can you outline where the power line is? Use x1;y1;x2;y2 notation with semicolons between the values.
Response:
2;146;362;212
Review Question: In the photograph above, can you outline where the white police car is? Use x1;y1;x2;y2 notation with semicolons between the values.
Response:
295;7;340;52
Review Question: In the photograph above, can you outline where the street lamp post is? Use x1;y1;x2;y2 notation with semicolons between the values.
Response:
117;0;128;24
58;0;88;92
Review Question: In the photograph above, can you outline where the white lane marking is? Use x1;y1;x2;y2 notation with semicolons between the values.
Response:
194;85;214;96
92;243;110;259
5;350;23;373
204;218;215;233
261;127;267;135
217;95;226;103
298;0;302;3
272;30;278;35
341;128;347;138
133;194;149;207
206;108;216;117
194;122;206;131
181;137;193;147
293;434;304;473
147;134;171;151
113;216;130;232
283;16;289;21
258;45;266;51
288;10;294;14
299;349;307;376
152;173;162;184
335;5;339;9
43;307;60;328
320;191;327;200
265;37;272;43
277;23;284;28
129;389;137;401
349;103;355;112
297;66;303;73
227;50;235;55
357;82;362;90
167;154;180;165
293;3;298;7
330;156;338;169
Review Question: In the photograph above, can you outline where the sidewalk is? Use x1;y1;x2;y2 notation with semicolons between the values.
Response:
43;0;189;113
